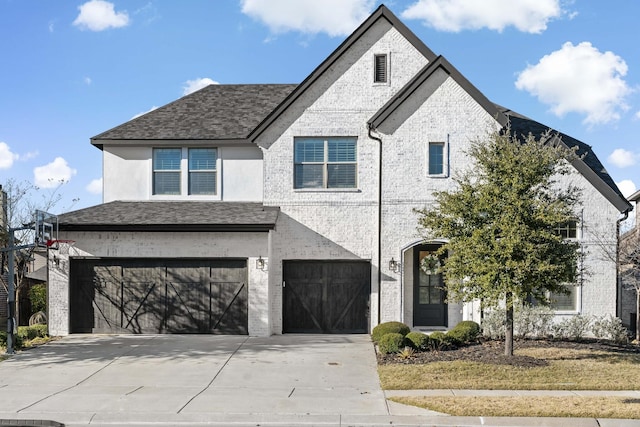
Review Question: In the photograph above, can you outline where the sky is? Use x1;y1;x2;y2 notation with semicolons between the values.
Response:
1;0;639;221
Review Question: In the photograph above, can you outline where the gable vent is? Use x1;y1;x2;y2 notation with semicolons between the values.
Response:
374;54;388;83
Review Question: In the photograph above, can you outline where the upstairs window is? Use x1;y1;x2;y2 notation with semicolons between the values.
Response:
374;54;388;83
428;142;445;176
294;137;357;189
555;220;578;239
153;148;181;195
188;148;217;195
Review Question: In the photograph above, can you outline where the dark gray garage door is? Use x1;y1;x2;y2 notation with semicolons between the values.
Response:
283;260;370;334
69;258;247;334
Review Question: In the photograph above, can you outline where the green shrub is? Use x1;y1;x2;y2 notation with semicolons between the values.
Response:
0;330;24;350
448;320;481;345
553;315;592;340
405;331;430;351
378;332;405;354
29;284;47;315
428;331;448;351
371;321;410;343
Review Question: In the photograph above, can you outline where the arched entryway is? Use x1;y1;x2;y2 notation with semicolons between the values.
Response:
412;243;447;327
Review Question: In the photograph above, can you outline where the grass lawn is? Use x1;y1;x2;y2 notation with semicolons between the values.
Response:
379;341;640;418
389;396;640;419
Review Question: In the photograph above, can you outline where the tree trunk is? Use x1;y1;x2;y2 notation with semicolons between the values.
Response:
636;290;640;342
505;292;514;356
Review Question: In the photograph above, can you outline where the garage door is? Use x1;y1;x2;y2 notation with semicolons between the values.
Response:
69;258;247;334
283;260;370;333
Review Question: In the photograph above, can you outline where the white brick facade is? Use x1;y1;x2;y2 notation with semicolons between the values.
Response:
48;6;629;337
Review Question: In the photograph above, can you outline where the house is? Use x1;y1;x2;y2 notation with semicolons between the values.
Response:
620;190;640;334
48;5;632;337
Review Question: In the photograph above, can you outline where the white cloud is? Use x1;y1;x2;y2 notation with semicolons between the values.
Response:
182;78;219;96
240;0;374;37
33;157;77;188
131;106;158;120
73;0;129;31
0;142;18;169
401;0;563;33
616;180;637;198
635;111;640;120
86;178;103;195
608;148;638;168
84;77;92;85
515;42;631;125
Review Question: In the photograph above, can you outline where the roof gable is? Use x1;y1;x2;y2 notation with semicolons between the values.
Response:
368;55;508;131
248;4;437;143
503;110;631;213
91;84;296;149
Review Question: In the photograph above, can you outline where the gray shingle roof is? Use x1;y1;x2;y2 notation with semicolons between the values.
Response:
91;84;297;146
58;201;279;232
503;109;632;213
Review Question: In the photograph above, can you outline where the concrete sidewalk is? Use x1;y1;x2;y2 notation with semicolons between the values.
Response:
0;334;638;427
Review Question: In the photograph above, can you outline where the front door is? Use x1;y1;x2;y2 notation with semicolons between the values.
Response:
413;245;447;327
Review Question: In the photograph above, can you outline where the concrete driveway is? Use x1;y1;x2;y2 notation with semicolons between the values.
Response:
0;334;438;426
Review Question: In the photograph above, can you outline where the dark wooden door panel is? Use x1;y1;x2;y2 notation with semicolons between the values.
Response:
283;261;370;334
69;259;247;334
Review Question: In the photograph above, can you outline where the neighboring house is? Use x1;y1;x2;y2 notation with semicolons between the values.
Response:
48;5;632;337
620;190;640;334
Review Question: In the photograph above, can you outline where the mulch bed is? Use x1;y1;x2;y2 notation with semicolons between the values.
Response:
376;338;640;368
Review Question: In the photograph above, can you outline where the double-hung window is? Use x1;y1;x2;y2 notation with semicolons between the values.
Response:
188;148;217;195
294;137;357;189
153;148;181;195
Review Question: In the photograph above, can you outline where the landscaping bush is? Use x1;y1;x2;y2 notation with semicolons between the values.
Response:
428;331;448;351
552;315;592;340
405;331;430;351
0;331;24;350
371;321;410;343
378;332;405;354
515;305;554;338
29;284;47;315
448;320;481;344
591;315;629;343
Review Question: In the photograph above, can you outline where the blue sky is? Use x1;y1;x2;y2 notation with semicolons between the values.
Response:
1;0;639;218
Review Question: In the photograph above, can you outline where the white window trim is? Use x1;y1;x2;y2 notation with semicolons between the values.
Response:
426;138;449;178
373;52;391;86
151;147;221;200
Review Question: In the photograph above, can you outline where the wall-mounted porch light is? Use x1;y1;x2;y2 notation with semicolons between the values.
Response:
256;256;267;270
389;257;400;273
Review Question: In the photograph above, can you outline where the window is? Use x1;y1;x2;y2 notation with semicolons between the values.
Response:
188;148;217;195
428;142;445;175
556;220;578;239
294;137;357;189
153;148;181;195
374;54;388;83
549;285;577;311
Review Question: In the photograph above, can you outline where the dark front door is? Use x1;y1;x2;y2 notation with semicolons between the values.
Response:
69;258;247;334
283;260;370;333
413;245;447;327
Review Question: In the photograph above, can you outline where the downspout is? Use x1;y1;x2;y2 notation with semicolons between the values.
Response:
368;123;383;326
616;208;631;319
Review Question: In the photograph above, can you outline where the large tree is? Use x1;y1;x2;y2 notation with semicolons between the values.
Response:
416;128;582;356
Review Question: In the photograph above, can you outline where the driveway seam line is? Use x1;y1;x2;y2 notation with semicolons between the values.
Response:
176;336;249;414
16;335;157;413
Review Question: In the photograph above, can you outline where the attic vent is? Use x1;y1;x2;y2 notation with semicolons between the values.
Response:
374;54;388;83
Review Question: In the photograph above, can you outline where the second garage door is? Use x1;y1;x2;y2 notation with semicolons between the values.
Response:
69;258;247;334
283;260;371;333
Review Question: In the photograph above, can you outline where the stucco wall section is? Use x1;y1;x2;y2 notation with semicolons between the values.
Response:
103;145;263;203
